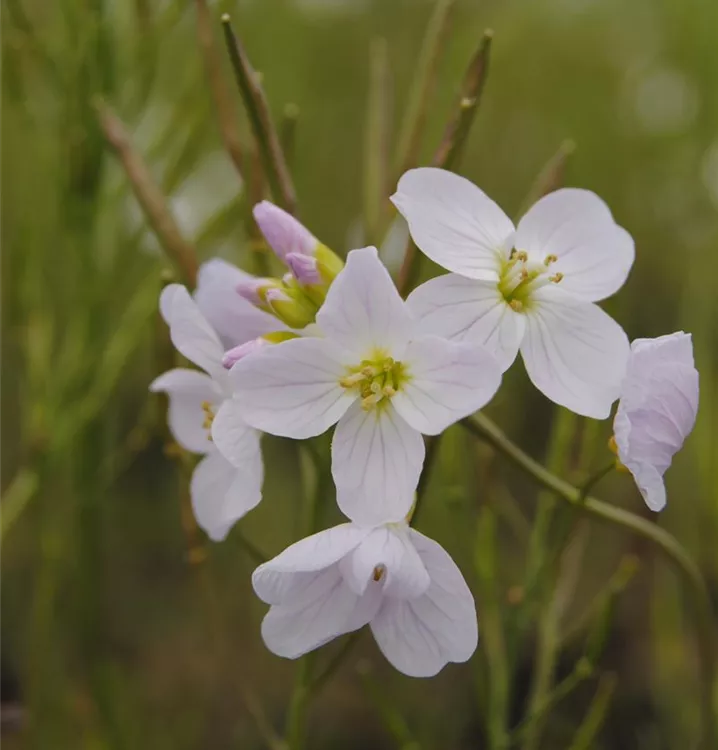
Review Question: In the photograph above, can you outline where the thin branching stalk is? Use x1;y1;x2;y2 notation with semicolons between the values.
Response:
393;0;456;178
397;29;493;295
280;103;300;169
193;0;246;179
461;413;717;750
518;139;575;216
364;37;391;246
221;15;297;214
95;100;198;285
566;673;617;750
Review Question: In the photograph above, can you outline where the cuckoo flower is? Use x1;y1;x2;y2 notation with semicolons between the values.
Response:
252;517;477;677
613;332;699;512
392;168;634;419
229;246;502;525
150;284;263;541
194;258;287;349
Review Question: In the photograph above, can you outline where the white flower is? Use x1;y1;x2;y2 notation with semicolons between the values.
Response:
613;332;699;511
392;168;634;418
194;258;287;349
229;246;502;526
150;284;263;541
252;519;477;677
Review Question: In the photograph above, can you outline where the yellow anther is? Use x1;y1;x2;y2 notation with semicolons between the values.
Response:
509;300;524;312
515;250;528;262
370;381;382;394
382;385;396;397
382;358;395;372
361;365;378;377
544;254;558;266
372;565;385;582
520;267;529;281
549;272;564;284
201;401;216;434
340;372;365;388
361;393;382;411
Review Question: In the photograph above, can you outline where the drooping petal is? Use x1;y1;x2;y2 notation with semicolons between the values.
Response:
260;565;360;659
252;524;370;605
316;246;413;359
229;337;355;439
339;526;430;599
392;336;502;435
613;332;699;511
194;258;286;349
520;287;629;419
149;368;218;454
190;451;263;541
391;168;514;280
370;529;478;677
332;402;424;526
407;274;525;371
515;188;634;302
159;284;227;383
211;399;262;469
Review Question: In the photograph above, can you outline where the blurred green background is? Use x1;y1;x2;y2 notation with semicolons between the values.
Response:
2;0;717;748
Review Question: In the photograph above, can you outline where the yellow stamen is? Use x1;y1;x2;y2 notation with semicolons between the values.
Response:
372;565;385;582
509;300;524;312
549;272;564;283
544;254;558;266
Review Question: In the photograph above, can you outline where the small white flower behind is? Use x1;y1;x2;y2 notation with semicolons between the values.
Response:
613;332;699;511
252;517;477;678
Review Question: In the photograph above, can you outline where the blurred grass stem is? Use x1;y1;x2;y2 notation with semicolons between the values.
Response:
397;30;492;296
221;15;297;214
95;100;198;285
461;412;717;750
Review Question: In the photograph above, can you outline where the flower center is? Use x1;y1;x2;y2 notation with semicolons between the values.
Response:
498;250;563;312
339;352;409;411
201;401;216;436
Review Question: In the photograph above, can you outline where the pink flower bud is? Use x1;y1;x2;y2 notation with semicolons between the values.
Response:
235;277;275;306
253;201;317;261
286;252;322;285
264;287;292;306
222;338;267;369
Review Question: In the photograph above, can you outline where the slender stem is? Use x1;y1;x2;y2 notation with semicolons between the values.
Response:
393;0;456;178
502;659;594;749
193;0;246;179
517;140;575;216
461;413;717;750
221;15;297;214
397;29;493;296
280;103;300;169
95;100;198;285
309;632;362;695
364;37;390;246
408;434;442;526
285;655;313;750
566;673;617;750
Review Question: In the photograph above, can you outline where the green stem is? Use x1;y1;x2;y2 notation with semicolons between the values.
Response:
566;673;617;750
461;413;717;750
408;433;442;527
221;14;297;214
285;655;313;750
309;632;362;696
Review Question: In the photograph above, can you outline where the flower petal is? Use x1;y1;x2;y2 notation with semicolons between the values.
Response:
160;284;227;383
392;336;502;435
194;258;287;349
211;399;262;470
316;246;413;359
149;368;218;453
370;529;478;677
252;524;370;605
333;402;424;526
230;337;355;439
613;332;699;512
520;287;629;418
407;274;525;371
391;168;514;280
190;451;262;541
339;526;430;599
515;188;634;302
260;565;360;659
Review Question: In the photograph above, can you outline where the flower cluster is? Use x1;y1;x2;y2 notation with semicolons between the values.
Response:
152;171;699;676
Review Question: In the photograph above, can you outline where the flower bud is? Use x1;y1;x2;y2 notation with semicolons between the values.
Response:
286;253;322;286
222;338;268;369
264;287;317;329
235;277;278;308
253;201;317;261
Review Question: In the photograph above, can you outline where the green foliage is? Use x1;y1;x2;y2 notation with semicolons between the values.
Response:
2;0;717;748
